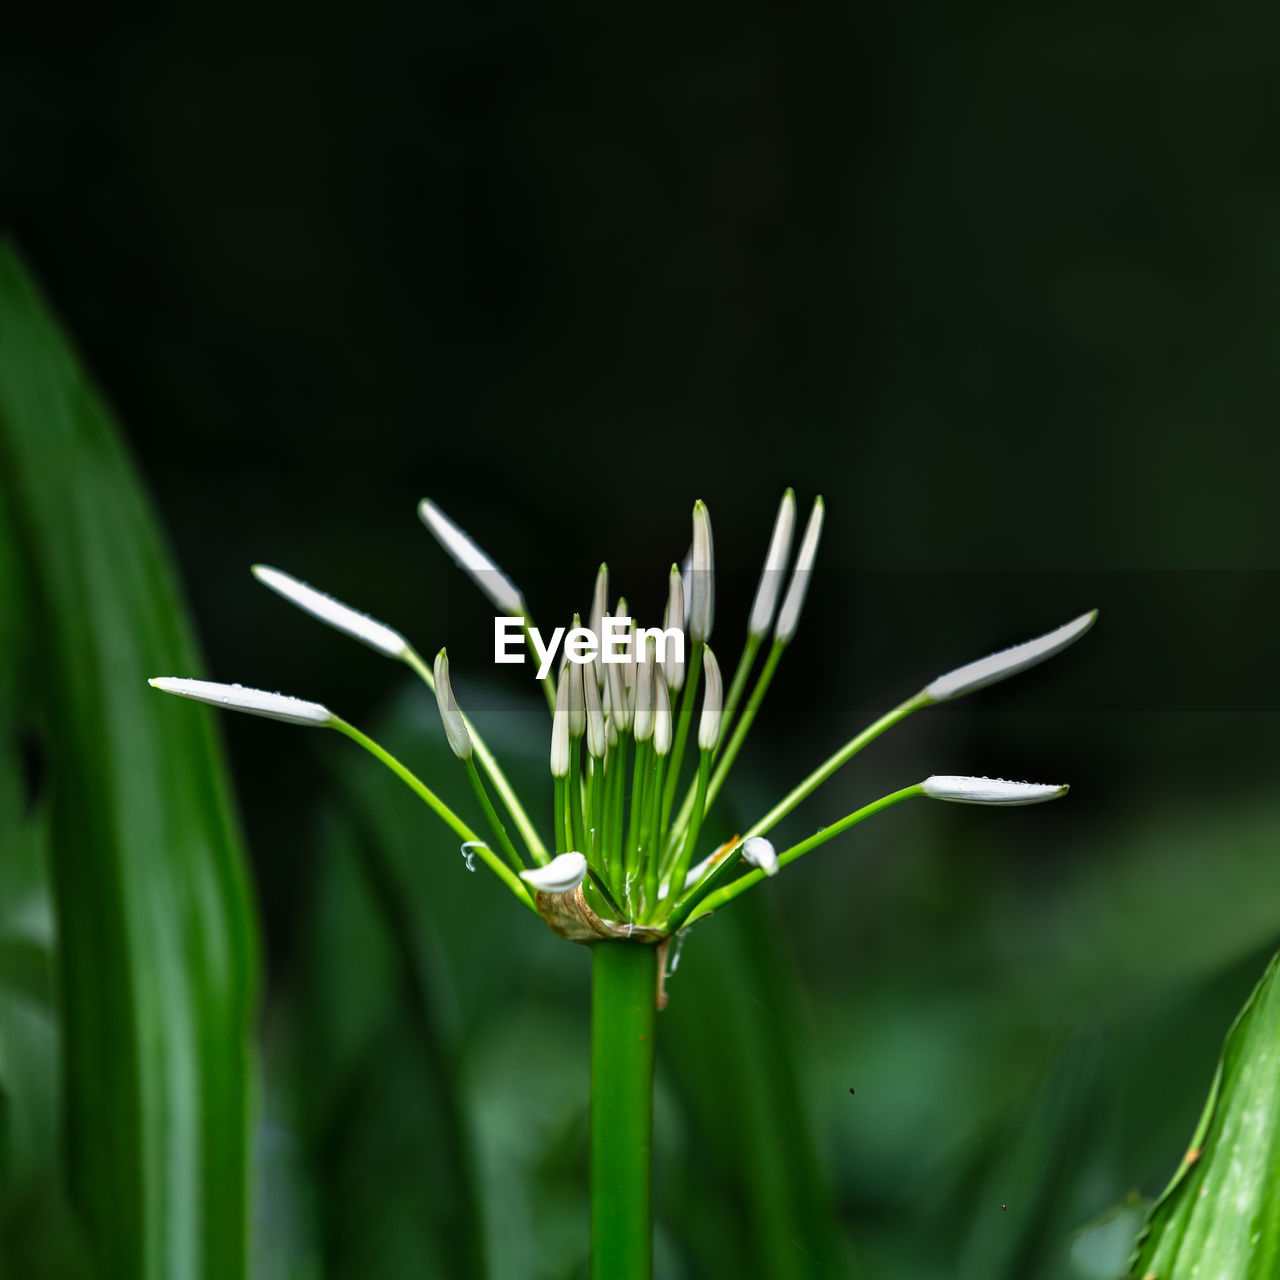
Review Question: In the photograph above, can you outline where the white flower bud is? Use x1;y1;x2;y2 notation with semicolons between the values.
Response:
741;836;779;876
252;565;407;657
774;496;824;645
689;500;715;643
520;851;588;894
567;625;586;740
652;668;672;756
698;646;723;752
616;600;635;691
589;563;608;688
418;499;525;616
432;650;473;760
747;488;796;640
550;664;571;778
662;565;686;692
921;776;1068;806
922;611;1098;703
584;657;607;758
633;641;656;742
148;678;332;726
604;617;631;733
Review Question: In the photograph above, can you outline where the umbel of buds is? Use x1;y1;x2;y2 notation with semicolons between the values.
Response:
149;492;1094;944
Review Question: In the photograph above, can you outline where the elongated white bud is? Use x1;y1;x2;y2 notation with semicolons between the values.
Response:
774;496;824;644
433;650;473;759
589;564;608;688
747;488;796;639
604;616;631;732
689;500;715;643
698;646;723;751
680;548;692;628
567;618;586;739
148;678;332;726
741;835;779;876
550;665;571;778
662;565;686;692
520;851;588;894
921;776;1068;805
252;565;408;658
418;499;525;616
923;611;1098;703
584;657;607;758
652;668;672;756
616;600;635;691
633;640;656;742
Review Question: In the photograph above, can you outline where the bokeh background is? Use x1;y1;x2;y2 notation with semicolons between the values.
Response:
3;4;1280;1277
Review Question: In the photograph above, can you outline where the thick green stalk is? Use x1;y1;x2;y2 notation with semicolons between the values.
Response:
591;942;658;1280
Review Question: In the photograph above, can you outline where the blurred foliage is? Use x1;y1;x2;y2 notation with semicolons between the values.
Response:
0;245;258;1279
1130;948;1280;1277
3;5;1280;1267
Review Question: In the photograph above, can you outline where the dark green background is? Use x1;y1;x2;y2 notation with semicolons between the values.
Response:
3;6;1278;1276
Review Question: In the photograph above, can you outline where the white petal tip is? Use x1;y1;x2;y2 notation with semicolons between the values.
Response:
148;677;333;727
921;776;1069;806
741;836;779;876
520;851;588;894
418;498;526;616
924;610;1098;702
251;563;408;658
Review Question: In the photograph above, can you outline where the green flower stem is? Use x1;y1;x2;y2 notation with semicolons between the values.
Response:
703;638;785;809
717;632;762;754
663;640;784;856
585;761;599;866
743;691;931;842
671;784;924;929
570;739;588;852
331;717;536;913
590;941;657;1280
660;642;703;830
554;775;569;854
608;736;630;888
625;741;651;878
661;750;711;922
404;646;550;865
464;758;526;872
641;754;666;916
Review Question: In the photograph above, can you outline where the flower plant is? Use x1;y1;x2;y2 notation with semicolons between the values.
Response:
150;492;1095;1279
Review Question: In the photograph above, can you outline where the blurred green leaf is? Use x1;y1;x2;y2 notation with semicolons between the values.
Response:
0;241;259;1279
1129;947;1280;1278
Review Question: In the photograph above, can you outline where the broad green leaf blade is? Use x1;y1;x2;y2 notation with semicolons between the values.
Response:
1129;948;1280;1278
0;241;259;1280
